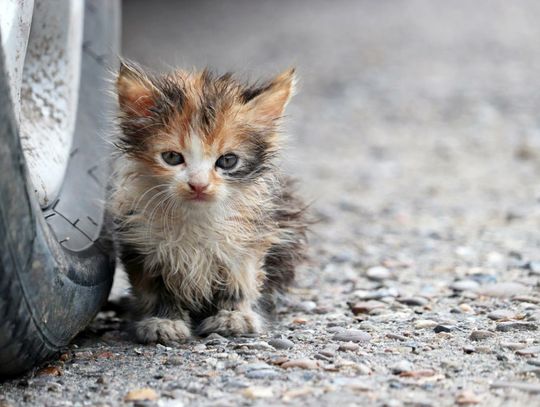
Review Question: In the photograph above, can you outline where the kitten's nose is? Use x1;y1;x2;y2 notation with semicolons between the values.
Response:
188;182;209;194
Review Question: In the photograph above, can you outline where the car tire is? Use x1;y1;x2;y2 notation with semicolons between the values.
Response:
0;0;120;378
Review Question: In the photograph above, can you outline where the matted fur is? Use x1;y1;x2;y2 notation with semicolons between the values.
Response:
111;61;307;342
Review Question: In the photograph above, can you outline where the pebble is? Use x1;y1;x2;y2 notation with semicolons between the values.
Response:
267;338;294;350
352;287;399;301
487;309;515;321
455;390;481;405
516;346;540;356
338;342;360;352
386;332;408;341
296;301;317;312
245;369;281;379
500;342;527;350
124;388;158;402
459;303;475;314
204;333;228;345
366;266;392;281
496;322;538;332
333;377;374;391
414;319;437;329
398;297;428;306
236;362;271;374
433;325;453;333
469;330;494;341
527;359;540;367
165;356;184;366
478;282;529;298
450;280;480;292
527;261;540;274
281;359;319;370
490;381;540;394
390;360;414;374
350;300;386;315
36;366;62;377
242;387;273;399
332;329;371;343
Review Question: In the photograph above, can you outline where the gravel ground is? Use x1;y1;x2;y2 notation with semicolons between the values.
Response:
2;0;540;405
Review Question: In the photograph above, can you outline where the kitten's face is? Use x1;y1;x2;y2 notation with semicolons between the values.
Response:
116;64;295;206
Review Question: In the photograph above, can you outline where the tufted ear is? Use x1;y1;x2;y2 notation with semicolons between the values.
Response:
116;61;160;117
242;68;296;125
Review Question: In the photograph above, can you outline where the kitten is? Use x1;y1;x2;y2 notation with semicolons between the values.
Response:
111;61;308;343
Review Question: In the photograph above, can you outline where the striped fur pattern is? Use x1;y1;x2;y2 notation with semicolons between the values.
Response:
111;61;307;343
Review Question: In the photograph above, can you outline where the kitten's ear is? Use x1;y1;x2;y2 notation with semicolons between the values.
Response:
116;61;159;117
243;68;296;124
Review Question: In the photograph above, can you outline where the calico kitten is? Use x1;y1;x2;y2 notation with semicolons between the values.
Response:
111;61;307;343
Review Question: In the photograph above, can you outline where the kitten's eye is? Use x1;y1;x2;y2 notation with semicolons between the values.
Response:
161;151;184;166
216;153;239;170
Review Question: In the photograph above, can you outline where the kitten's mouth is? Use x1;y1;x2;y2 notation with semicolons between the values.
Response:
188;193;211;202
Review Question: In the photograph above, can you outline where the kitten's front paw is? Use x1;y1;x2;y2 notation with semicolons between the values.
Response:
198;310;263;337
134;317;191;344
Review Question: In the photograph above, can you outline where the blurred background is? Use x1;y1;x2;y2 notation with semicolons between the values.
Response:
122;0;540;267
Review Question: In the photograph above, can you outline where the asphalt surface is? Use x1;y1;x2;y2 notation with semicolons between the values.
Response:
2;1;540;406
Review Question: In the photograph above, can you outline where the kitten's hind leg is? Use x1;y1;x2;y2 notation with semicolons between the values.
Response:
133;317;191;344
198;303;264;337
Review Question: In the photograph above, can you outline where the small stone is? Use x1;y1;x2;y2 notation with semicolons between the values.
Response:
398;297;428;306
516;346;540;356
193;344;207;352
399;369;437;378
456;390;481;405
124;388;158;402
332;329;371;343
366;266;392;281
234;341;274;351
434;325;453;333
350;300;386;315
390;360;414;374
414;319;437;329
47;383;62;393
236;362;272;373
490;381;540;394
487;309;515;321
386;333;408;341
268;338;294;350
459;303;475;313
314;353;333;362
496;322;538;332
513;295;540;304
352;287;399;301
338;342;360;352
282;387;314;401
281;359;319;370
469;330;494;341
501;342;527;350
314;305;332;314
333;377;374;391
296;301;317;313
242;386;273;399
527;261;540;274
245;369;281;379
463;345;476;354
319;349;336;358
268;356;289;366
527;359;540;367
36;366;62;377
165;356;184;366
204;333;228;345
478;282;529;298
450;280;480;292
